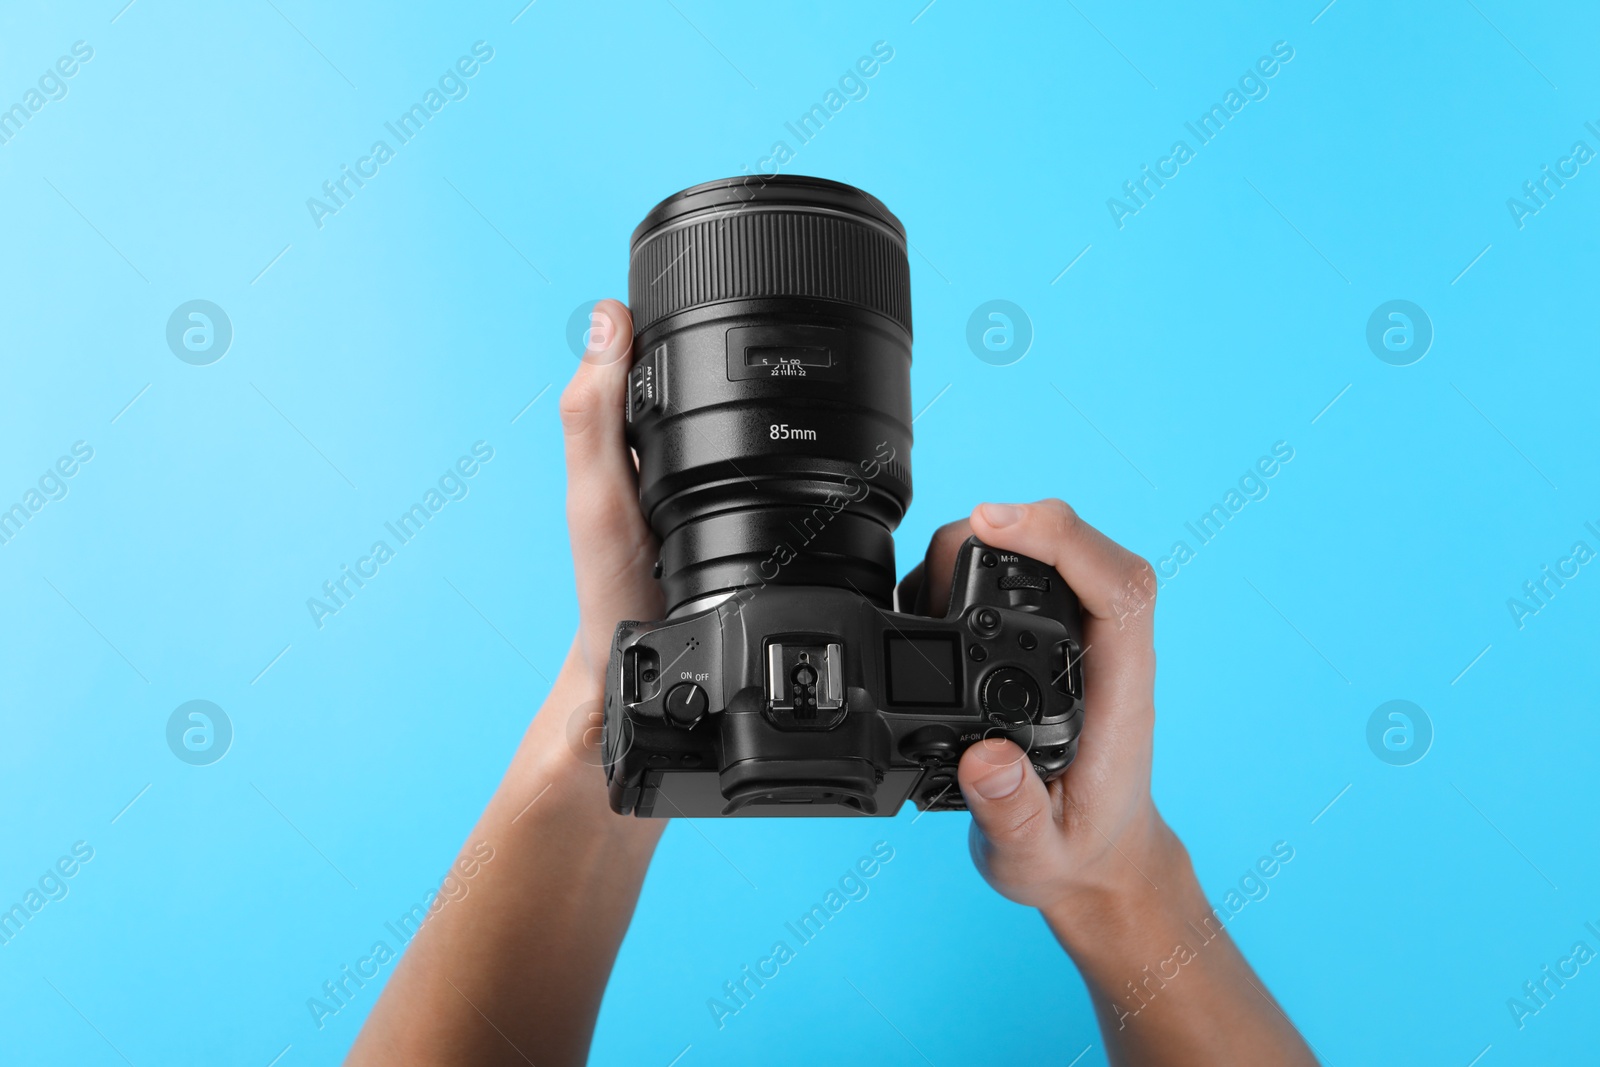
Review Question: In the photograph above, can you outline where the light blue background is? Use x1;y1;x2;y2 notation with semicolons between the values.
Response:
2;1;1596;1064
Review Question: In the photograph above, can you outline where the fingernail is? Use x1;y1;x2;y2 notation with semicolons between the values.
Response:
972;759;1024;800
584;303;627;366
980;503;1023;528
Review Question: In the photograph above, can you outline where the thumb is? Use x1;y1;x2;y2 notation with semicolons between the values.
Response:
958;739;1056;877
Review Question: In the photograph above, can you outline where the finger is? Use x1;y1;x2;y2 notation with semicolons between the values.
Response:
958;739;1057;880
908;519;972;617
560;300;661;665
893;560;924;615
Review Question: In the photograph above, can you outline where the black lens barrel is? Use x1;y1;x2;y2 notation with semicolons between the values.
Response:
626;176;915;615
629;177;912;341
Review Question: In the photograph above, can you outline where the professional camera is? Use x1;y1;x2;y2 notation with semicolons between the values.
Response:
602;176;1084;817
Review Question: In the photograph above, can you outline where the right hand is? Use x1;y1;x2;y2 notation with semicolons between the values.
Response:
904;499;1174;918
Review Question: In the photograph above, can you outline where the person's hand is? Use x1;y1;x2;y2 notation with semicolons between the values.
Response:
907;501;1317;1064
514;298;664;832
347;303;669;1067
902;500;1175;920
559;299;663;685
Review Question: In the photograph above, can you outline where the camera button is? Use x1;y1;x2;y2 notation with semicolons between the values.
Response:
996;680;1031;713
664;682;708;728
1018;631;1037;650
970;607;1002;638
981;667;1041;727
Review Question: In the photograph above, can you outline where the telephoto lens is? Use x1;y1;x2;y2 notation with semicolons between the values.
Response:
605;176;1085;817
624;175;914;615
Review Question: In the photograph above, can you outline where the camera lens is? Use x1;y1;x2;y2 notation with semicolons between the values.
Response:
626;176;914;615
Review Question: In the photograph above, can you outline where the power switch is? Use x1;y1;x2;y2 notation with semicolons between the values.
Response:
663;682;708;728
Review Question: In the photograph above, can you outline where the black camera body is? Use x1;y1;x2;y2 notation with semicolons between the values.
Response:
604;536;1084;817
600;175;1085;816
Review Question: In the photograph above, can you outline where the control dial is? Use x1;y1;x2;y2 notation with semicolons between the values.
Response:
980;667;1041;728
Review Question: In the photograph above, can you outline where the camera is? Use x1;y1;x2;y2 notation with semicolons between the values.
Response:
602;176;1084;817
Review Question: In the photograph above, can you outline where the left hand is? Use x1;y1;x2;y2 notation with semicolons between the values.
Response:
559;299;664;685
517;299;665;827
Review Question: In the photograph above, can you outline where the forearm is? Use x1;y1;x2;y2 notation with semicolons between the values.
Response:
1043;818;1316;1067
350;647;663;1067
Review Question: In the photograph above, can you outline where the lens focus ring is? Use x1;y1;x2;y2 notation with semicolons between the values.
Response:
629;177;912;340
